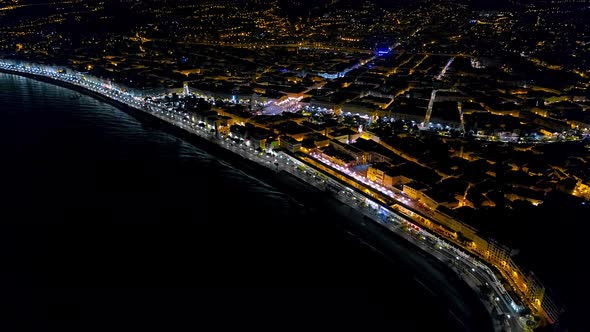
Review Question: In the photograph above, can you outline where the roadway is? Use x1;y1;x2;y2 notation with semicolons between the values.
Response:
0;60;528;331
278;153;526;332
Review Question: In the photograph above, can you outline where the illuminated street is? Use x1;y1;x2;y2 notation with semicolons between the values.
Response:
0;60;525;331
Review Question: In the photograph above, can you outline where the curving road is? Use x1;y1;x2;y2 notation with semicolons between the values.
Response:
0;60;528;331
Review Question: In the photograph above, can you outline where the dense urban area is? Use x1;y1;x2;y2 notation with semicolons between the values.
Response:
1;0;588;331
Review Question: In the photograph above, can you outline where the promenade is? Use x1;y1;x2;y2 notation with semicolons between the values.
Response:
0;60;536;331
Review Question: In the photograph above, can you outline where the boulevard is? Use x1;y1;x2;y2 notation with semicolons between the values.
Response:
0;60;534;332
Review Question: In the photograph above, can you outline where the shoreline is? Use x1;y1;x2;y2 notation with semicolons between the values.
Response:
0;68;494;331
0;67;285;189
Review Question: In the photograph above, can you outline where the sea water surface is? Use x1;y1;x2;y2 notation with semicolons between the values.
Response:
0;72;492;331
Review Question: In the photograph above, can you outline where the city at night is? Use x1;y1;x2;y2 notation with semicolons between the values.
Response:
0;0;587;331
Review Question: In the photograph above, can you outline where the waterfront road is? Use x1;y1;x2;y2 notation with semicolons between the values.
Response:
0;61;526;332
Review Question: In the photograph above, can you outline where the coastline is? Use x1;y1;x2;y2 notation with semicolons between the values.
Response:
0;67;290;194
0;67;494;331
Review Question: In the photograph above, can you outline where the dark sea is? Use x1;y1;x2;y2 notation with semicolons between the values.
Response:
0;73;493;332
